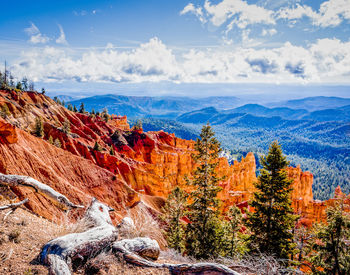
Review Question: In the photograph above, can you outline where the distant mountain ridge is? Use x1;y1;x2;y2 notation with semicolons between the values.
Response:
178;104;350;123
68;94;242;119
267;96;350;111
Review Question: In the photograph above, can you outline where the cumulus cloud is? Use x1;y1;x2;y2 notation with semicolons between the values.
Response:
277;0;350;27
10;37;350;84
182;0;350;35
180;3;207;23
181;0;275;31
56;24;68;45
24;22;50;44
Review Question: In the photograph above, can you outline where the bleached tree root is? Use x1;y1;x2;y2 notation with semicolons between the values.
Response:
0;173;84;208
40;198;117;275
0;198;28;210
113;238;241;275
0;198;29;220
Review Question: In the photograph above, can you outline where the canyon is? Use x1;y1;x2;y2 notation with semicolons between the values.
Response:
0;89;348;226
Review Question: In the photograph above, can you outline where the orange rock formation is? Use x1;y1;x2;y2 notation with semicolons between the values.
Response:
0;89;347;224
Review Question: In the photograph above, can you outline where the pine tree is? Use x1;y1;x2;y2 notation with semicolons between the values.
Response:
34;117;44;138
110;145;115;155
48;135;54;145
184;123;225;259
93;141;101;152
162;187;188;253
0;104;10;119
224;205;245;257
67;104;73;111
307;195;350;275
62;119;70;134
245;141;297;260
73;105;78;112
79;102;85;113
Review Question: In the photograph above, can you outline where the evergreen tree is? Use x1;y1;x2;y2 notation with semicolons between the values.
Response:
162;187;188;253
91;109;95;115
245;141;296;260
21;77;28;91
67;103;73;111
41;88;46;94
16;81;22;90
110;145;115;156
48;135;54;145
79;102;85;113
133;119;143;130
0;104;10;119
307;195;350;275
73;105;78;112
34;117;44;137
93;141;102;152
184;123;225;259
62;119;70;134
224;205;245;257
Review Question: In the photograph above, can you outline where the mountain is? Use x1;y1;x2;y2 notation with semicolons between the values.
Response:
303;105;350;122
268;96;350;111
67;94;242;119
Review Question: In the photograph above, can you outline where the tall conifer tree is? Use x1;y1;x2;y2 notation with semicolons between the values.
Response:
245;141;296;260
185;123;224;259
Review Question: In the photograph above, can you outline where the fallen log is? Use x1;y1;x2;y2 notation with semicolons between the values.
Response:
40;198;117;275
0;173;84;209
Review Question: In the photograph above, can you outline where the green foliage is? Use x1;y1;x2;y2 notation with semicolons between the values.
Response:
245;141;297;260
53;96;62;105
34;117;44;138
93;141;102;152
67;103;73;111
223;205;247;257
73;105;78;112
133;119;143;130
110;145;115;155
162;187;188;253
48;135;54;145
184;123;225;259
62;119;70;134
79;102;85;113
16;82;22;90
307;197;350;275
0;104;10;119
41;87;45;94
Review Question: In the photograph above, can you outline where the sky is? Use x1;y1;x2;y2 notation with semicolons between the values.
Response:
1;0;350;98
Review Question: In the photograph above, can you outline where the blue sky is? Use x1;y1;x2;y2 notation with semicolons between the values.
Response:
1;0;350;97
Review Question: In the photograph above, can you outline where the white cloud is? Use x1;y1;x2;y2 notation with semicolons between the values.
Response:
11;37;350;84
203;0;275;29
261;28;277;36
180;3;207;23
277;0;350;27
24;22;50;44
56;24;68;45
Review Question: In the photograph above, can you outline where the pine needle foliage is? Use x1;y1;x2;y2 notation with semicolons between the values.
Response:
34;117;44;138
185;123;225;259
162;186;188;253
245;141;297;260
307;196;350;275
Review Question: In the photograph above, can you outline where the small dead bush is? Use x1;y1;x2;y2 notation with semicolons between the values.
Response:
8;230;21;243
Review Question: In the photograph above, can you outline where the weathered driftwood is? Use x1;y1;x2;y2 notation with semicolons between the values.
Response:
0;173;83;209
40;198;117;275
0;198;29;220
0;198;28;210
113;238;240;274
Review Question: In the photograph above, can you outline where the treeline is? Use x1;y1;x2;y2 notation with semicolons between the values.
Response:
0;64;38;92
162;124;350;274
